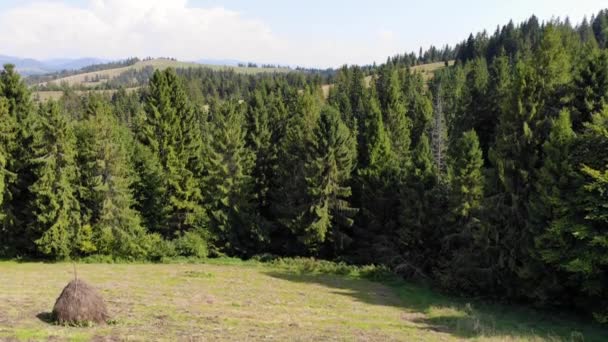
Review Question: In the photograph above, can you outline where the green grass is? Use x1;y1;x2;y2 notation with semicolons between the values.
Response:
0;259;605;341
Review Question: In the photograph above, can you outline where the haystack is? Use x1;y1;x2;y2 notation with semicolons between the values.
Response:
52;279;109;325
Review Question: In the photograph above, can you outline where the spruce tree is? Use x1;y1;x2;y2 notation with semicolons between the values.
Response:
204;101;259;255
534;108;608;321
398;134;442;276
303;105;357;253
351;83;398;263
448;130;484;220
140;68;206;236
0;98;17;254
572;46;608;130
76;105;148;258
437;129;485;292
378;67;411;165
28;102;81;259
0;64;35;255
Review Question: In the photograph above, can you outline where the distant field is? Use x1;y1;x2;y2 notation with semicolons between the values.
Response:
0;260;606;341
38;58;292;88
321;60;453;98
32;87;140;102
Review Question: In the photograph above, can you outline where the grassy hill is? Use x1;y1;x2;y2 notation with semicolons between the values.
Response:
0;260;606;341
38;58;292;88
321;60;452;98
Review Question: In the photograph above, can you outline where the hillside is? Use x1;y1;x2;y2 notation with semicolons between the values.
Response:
321;60;452;98
38;58;293;87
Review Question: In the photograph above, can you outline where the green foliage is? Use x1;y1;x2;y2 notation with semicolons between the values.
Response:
204;101;260;255
0;98;16;225
28;102;81;259
3;12;608;324
173;230;208;258
75;102;149;259
139;68;206;236
303;105;358;252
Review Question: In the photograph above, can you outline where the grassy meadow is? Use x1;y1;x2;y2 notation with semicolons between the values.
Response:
0;259;605;341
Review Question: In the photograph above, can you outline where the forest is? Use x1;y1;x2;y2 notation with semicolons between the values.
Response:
2;10;608;325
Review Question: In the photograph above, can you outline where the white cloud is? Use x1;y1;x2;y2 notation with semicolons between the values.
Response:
0;0;402;68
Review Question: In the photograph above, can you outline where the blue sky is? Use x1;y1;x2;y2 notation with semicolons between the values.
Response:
0;0;606;67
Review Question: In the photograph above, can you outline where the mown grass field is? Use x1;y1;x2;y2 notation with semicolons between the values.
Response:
0;260;605;341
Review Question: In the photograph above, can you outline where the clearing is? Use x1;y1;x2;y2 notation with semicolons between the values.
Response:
0;260;605;341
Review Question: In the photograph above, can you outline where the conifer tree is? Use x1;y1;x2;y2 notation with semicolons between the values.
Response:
76;104;148;258
0;64;34;255
303;105;357;253
271;89;321;254
572;46;608;130
204;101;259;255
398;134;442;276
448;130;484;220
534;108;608;320
0;98;16;246
351;83;398;263
378;67;411;165
28;102;81;259
436;129;485;291
140;68;206;236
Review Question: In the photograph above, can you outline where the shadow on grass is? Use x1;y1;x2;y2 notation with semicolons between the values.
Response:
264;271;607;341
36;312;55;324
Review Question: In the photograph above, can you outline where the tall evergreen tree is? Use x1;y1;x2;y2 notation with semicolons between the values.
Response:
0;98;17;253
28;102;81;259
76;105;148;258
303;105;357;253
0;64;34;256
139;68;206;236
377;67;411;165
204;101;259;255
436;130;485;291
572;46;608;130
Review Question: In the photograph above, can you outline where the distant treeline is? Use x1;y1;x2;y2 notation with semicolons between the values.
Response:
25;57;140;85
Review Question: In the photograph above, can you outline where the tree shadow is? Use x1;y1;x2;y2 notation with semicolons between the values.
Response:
264;270;608;341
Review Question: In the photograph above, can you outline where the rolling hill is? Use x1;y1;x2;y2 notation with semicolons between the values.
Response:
37;58;293;88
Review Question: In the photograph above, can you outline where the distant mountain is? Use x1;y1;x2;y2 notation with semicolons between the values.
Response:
43;58;108;71
0;55;109;75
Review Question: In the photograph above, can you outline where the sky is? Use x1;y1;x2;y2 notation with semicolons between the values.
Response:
0;0;606;68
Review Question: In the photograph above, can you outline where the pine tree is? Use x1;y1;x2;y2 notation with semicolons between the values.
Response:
28;102;81;259
76;105;148;258
534;108;608;321
0;98;17;253
204;101;259;255
378;66;411;165
397;134;442;277
271;89;321;254
303;105;357;253
351;83;399;263
140;68;206;236
0;64;35;256
448;130;484;220
436;129;485;291
572;46;608;130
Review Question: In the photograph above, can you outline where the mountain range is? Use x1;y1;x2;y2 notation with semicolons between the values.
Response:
0;55;253;76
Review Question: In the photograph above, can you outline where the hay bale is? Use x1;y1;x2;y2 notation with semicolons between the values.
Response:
52;279;109;325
